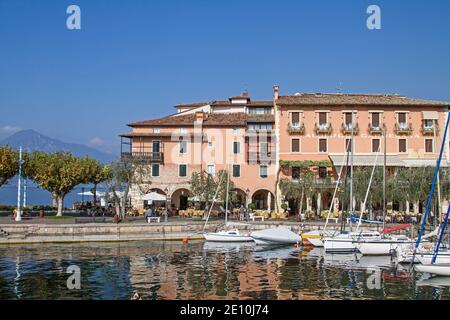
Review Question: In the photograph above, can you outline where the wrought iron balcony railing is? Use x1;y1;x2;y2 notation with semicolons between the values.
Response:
121;152;164;162
315;123;332;135
288;123;305;134
395;122;413;135
341;123;359;135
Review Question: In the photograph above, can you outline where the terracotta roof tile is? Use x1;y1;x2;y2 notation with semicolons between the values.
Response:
129;113;248;127
276;93;450;107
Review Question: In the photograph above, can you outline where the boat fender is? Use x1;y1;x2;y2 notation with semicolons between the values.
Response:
182;237;189;244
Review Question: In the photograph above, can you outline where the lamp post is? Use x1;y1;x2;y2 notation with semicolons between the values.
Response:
164;187;169;222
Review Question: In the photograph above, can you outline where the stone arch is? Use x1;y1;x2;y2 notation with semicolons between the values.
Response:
251;189;275;211
171;188;191;211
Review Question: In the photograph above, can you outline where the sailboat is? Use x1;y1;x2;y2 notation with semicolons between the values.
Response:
203;162;254;242
323;112;380;253
414;112;450;276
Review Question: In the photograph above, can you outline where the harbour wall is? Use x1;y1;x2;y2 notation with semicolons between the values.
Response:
0;221;383;244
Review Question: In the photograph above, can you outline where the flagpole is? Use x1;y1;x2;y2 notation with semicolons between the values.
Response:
15;146;23;222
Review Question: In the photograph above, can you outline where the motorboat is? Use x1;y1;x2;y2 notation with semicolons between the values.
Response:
250;227;302;245
323;231;381;253
302;230;338;247
203;229;254;242
416;251;450;265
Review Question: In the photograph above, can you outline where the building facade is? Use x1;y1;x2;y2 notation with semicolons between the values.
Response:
121;86;450;214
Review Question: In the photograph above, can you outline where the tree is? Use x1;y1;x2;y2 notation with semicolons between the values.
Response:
81;158;111;205
190;170;235;211
105;158;151;219
27;152;88;216
0;146;18;188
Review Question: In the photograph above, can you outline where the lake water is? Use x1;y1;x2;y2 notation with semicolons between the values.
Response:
0;241;448;300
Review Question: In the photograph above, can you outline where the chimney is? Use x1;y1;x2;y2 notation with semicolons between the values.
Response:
273;85;280;100
242;90;249;97
195;111;206;124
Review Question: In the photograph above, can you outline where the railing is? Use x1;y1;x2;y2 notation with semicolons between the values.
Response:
421;124;437;135
288;123;305;134
121;152;164;162
315;123;332;135
368;124;384;135
247;151;275;164
341;123;359;135
395;122;413;135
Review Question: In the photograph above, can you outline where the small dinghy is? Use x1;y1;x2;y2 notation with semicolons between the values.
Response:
204;229;254;242
415;264;450;277
251;227;302;245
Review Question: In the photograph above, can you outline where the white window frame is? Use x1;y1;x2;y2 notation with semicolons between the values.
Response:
207;164;215;175
291;138;301;153
153;128;161;133
425;138;434;153
371;138;381;153
259;165;268;178
398;138;408;153
318;138;328;153
232;164;241;178
151;164;160;177
179;164;188;177
179;140;188;154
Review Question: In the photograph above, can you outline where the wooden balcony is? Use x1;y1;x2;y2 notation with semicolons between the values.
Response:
341;123;359;135
315;123;332;135
121;152;164;162
287;123;305;135
395;123;413;135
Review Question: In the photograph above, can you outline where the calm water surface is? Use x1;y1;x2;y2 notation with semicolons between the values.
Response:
0;241;449;300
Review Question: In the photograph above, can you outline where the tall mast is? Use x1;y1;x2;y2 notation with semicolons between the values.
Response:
382;126;387;232
349;109;354;232
225;159;231;226
434;120;442;223
15;146;23;222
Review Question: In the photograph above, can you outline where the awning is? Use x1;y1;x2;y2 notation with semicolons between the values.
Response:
142;192;167;201
422;111;439;120
329;154;405;166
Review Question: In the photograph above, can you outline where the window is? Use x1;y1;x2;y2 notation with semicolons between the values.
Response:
344;112;353;125
207;165;215;175
233;141;240;154
232;165;240;177
180;128;188;133
233;128;240;134
371;113;380;127
318;112;327;125
248;107;271;115
291;112;300;127
399;139;407;153
152;140;161;153
152;164;160;177
260;165;268;178
318;167;327;179
319;139;327;153
292;167;301;180
153;128;160;133
179;164;187;177
398;112;407;124
291;138;300;153
345;138;353;153
372;139;380;153
260;142;269;155
179;140;187;153
208;141;213;148
247;123;273;130
425;139;433;153
424;119;434;129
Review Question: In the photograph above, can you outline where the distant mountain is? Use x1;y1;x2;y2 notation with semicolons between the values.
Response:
0;129;117;163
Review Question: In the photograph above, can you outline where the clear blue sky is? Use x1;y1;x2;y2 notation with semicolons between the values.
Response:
1;0;450;154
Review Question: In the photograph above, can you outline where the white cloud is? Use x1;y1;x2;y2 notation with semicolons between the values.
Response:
0;125;21;134
88;137;105;147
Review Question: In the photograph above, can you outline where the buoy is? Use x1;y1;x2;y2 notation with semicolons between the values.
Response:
182;237;189;244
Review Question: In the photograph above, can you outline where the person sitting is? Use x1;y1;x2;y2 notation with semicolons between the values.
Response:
145;207;155;222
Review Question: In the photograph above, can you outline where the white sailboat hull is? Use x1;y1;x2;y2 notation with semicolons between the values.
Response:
416;253;450;265
204;230;253;242
251;227;302;245
415;264;450;277
323;238;358;253
357;240;414;256
302;230;338;247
